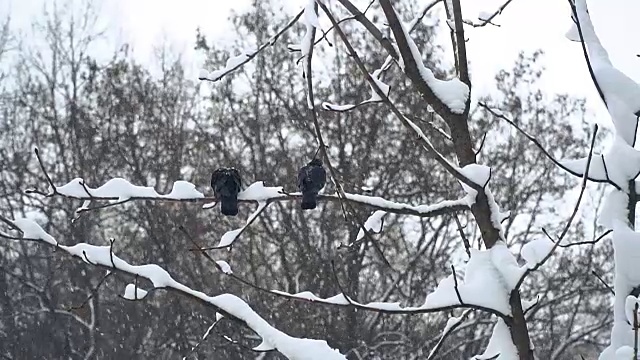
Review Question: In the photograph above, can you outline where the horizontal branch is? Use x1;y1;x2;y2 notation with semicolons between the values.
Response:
251;260;511;320
27;173;470;219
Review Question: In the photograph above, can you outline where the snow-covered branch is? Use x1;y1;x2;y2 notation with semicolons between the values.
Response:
1;216;346;360
464;0;517;28
426;309;473;360
379;0;470;116
563;1;640;357
26;148;470;219
198;10;303;82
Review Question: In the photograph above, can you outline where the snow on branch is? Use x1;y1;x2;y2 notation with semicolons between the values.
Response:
342;192;472;217
198;201;269;250
568;0;640;146
371;0;442;83
564;3;640;356
465;0;517;28
560;141;640;190
300;0;320;62
426;309;473;360
27;149;470;219
198;9;304;83
318;3;496;218
269;243;532;319
473;319;517;359
599;220;640;358
355;210;386;242
2;216;346;360
379;0;470;115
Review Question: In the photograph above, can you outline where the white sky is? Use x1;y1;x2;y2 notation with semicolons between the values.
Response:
3;0;640;123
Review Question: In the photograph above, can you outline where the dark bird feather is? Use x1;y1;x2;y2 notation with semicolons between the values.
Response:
297;158;326;210
211;168;242;216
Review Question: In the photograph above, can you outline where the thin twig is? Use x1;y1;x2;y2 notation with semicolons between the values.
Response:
556;229;611;248
67;271;113;311
591;270;615;296
450;265;464;304
479;102;620;190
635;302;639;359
468;0;517;27
426;309;473;360
515;124;599;290
453;214;471;258
182;320;220;359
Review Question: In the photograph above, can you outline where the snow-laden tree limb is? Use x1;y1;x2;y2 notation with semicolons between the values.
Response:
565;1;640;357
1;216;346;360
26;148;471;219
379;0;469;116
567;0;640;146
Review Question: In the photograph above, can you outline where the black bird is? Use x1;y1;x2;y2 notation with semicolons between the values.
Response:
297;158;327;210
211;168;242;216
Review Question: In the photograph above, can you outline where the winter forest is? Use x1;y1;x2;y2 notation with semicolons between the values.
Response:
0;0;639;359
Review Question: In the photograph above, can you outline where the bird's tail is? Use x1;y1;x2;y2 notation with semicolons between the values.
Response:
220;195;239;216
301;191;318;210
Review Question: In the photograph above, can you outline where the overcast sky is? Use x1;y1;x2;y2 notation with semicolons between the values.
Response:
4;0;639;124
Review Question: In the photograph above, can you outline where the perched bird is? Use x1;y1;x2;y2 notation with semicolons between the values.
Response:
297;158;327;210
211;168;242;216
